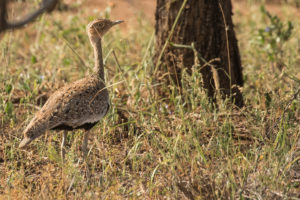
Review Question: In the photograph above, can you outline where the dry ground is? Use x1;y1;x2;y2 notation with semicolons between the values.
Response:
0;0;299;199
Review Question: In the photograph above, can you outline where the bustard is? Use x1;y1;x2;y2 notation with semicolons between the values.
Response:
19;19;123;158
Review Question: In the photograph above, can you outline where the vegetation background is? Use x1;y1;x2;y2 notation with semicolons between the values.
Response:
0;0;299;199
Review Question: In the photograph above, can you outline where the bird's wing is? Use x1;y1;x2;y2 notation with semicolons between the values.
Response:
38;76;108;127
19;76;108;148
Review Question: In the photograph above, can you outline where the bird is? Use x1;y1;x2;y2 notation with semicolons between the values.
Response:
19;19;124;159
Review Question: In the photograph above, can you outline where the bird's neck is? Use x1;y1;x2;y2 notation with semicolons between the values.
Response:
91;37;104;81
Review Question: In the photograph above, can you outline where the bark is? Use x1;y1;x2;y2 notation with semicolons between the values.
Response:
155;0;244;107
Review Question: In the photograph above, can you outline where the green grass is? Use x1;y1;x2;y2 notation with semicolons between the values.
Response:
0;1;299;199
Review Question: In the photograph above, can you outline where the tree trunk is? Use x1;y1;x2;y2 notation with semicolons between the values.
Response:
155;0;244;107
0;0;7;32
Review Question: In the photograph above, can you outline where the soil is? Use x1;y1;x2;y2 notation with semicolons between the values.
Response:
68;0;299;22
65;0;157;25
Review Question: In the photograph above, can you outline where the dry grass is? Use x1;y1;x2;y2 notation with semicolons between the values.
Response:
0;1;299;199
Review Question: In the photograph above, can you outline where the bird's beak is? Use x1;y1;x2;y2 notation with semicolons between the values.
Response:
112;20;124;25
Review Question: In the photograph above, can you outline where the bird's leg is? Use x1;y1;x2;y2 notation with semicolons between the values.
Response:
82;131;89;159
61;130;67;162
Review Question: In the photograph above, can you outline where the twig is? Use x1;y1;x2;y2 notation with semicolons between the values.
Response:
218;1;232;91
62;36;90;71
153;0;188;76
141;31;155;67
0;0;58;32
112;50;129;87
171;42;222;93
89;80;125;112
267;87;300;136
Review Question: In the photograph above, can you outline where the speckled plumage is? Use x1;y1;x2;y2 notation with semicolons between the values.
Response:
19;19;123;148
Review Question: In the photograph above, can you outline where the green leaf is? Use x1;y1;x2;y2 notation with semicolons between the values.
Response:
5;84;12;94
31;55;37;64
5;101;14;116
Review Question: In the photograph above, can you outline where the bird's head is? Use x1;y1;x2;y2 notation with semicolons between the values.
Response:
87;19;123;39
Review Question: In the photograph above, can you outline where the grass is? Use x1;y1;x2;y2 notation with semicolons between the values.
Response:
0;1;300;199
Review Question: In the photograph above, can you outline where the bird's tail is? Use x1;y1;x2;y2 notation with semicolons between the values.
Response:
19;137;33;148
19;116;53;148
